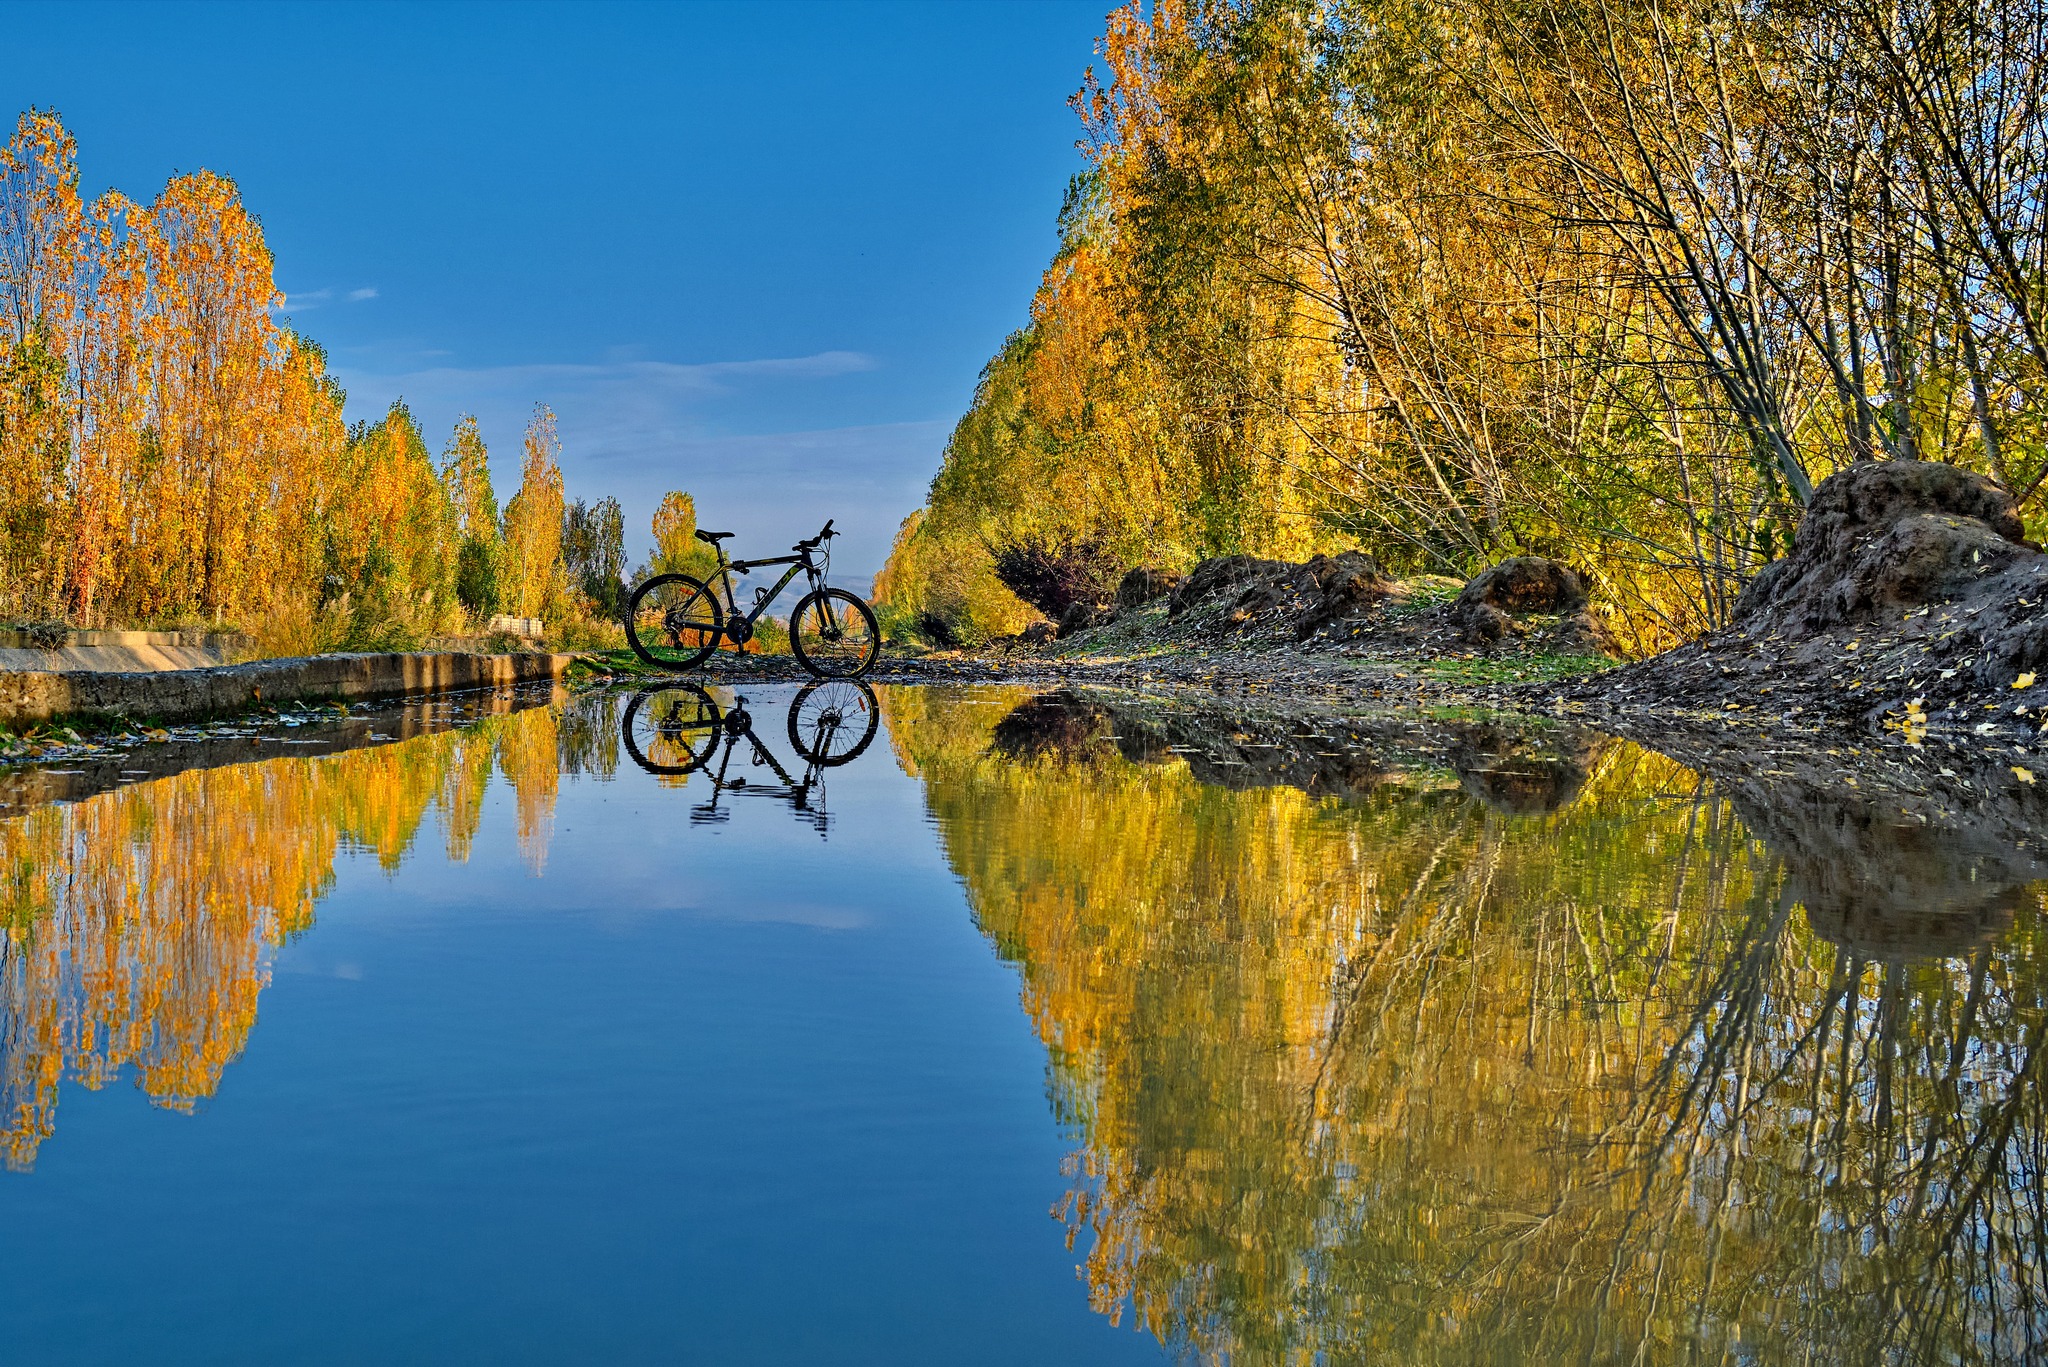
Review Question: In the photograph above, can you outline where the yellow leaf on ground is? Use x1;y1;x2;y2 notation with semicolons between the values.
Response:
2015;672;2038;689
2015;767;2037;785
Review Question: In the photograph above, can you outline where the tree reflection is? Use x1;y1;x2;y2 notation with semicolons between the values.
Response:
888;687;2048;1365
0;695;584;1171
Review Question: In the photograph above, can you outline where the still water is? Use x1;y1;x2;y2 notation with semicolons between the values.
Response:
0;682;2041;1364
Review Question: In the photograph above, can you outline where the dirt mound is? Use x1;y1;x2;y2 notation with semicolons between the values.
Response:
1160;551;1393;642
1451;557;1615;653
1167;556;1295;616
1024;547;1619;669
1735;460;2033;632
1115;567;1183;610
1056;601;1109;639
1562;459;2048;747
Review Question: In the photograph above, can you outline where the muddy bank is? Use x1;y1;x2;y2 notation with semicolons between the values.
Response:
1555;461;2048;758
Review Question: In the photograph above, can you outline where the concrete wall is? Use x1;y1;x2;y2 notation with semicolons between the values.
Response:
0;628;251;674
0;651;575;729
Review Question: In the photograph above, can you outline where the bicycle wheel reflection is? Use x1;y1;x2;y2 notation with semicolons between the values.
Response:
620;683;724;774
786;680;878;766
620;683;880;835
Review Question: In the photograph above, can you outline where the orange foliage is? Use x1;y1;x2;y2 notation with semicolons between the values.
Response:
0;696;568;1171
0;109;614;638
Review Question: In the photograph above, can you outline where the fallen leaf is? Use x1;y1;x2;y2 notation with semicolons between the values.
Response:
2017;672;2038;689
2016;767;2037;785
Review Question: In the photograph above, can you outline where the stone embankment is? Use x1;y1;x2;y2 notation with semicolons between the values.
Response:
0;651;574;729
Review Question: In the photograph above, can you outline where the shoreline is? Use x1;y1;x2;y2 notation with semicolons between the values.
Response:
0;627;2029;829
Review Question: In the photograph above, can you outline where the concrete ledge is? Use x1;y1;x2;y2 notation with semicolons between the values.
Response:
0;688;555;818
0;651;575;729
0;628;250;649
0;628;254;674
0;643;236;672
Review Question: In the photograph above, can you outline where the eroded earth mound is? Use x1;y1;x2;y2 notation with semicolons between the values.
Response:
1566;459;2048;747
1017;549;1620;665
1451;557;1617;654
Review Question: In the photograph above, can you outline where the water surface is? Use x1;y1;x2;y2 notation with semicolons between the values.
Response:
0;683;2041;1364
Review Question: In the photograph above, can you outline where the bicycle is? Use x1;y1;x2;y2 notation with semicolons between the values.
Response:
623;518;880;678
619;680;880;833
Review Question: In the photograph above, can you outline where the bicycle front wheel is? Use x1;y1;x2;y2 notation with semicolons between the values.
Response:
621;684;724;774
789;589;880;678
626;573;722;671
787;680;880;766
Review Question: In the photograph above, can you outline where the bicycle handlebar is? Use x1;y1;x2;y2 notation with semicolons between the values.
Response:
795;519;837;552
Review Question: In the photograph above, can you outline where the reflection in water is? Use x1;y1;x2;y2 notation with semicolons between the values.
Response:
621;681;879;835
0;688;620;1172
888;687;2048;1365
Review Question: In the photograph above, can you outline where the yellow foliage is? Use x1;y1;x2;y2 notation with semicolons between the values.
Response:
0;111;618;644
883;687;2048;1361
0;695;583;1171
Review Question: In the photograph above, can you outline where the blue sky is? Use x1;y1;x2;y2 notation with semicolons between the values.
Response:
8;0;1110;584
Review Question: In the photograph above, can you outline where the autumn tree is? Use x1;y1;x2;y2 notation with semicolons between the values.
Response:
562;495;625;617
882;0;2048;652
501;403;566;620
442;414;502;617
0;111;81;618
322;399;460;642
647;489;719;581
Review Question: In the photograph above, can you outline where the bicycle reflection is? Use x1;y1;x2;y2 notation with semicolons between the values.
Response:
620;681;879;835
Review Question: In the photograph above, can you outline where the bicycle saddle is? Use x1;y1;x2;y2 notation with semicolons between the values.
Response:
694;529;734;544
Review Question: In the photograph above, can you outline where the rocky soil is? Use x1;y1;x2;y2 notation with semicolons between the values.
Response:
1031;551;1617;661
1551;461;2048;768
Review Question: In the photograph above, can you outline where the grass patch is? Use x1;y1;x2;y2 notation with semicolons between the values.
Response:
571;649;673;680
1415;652;1619;686
1384;575;1463;614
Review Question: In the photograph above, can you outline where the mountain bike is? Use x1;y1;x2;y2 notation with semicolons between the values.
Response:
619;681;880;833
624;519;880;678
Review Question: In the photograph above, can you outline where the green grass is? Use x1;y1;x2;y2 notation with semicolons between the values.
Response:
1415;651;1618;686
1384;575;1464;613
568;649;667;680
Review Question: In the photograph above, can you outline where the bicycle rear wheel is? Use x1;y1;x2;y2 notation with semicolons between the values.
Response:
787;680;879;766
621;685;724;774
789;589;880;679
626;573;722;671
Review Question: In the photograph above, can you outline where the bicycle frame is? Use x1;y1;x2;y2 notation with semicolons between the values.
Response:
687;701;830;833
704;546;834;640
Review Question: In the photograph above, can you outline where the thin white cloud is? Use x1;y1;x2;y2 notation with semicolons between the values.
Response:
350;350;875;398
274;285;380;313
275;286;333;312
